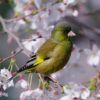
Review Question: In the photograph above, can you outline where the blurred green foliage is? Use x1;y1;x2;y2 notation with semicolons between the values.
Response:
0;0;14;31
0;0;14;18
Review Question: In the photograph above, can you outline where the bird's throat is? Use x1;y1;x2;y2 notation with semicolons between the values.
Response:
51;32;67;42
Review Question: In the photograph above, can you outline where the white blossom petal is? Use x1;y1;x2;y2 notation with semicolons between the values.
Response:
73;10;79;17
87;55;100;66
0;68;14;90
81;88;90;100
84;44;100;66
20;88;43;100
20;90;33;100
15;79;28;89
31;22;37;29
31;88;43;99
60;95;73;100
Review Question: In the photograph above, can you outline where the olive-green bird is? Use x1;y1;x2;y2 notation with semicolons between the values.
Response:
8;21;74;82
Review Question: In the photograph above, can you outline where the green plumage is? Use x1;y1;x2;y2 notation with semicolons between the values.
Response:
35;38;72;74
8;21;73;81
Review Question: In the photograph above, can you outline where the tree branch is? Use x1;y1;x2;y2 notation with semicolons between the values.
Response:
0;16;30;57
0;48;22;64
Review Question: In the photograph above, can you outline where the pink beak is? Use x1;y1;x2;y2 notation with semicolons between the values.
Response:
68;31;76;37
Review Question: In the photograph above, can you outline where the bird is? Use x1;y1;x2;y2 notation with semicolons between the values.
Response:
7;21;75;82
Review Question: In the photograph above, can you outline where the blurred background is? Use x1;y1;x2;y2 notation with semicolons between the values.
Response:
0;0;100;100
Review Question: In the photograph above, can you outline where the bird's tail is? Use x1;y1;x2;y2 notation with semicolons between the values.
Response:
7;54;36;83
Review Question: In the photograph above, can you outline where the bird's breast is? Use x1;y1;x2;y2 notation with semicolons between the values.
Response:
35;40;72;75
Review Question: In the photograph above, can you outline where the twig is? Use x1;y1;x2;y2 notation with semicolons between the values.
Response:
4;8;43;22
0;16;30;56
4;0;62;23
0;48;22;64
0;16;22;48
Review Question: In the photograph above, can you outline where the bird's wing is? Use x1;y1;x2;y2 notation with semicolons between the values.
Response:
9;39;57;81
23;39;58;72
7;54;43;83
17;54;45;73
37;39;57;59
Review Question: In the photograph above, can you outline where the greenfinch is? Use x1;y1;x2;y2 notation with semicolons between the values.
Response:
8;21;74;82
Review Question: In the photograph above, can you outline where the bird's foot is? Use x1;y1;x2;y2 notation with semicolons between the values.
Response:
38;74;50;90
44;76;62;87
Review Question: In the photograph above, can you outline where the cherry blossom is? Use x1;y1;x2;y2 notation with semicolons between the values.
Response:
84;44;100;67
20;88;43;100
62;82;90;100
60;95;73;100
15;79;28;90
0;68;14;90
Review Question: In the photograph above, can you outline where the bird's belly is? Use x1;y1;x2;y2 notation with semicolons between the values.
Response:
35;55;69;75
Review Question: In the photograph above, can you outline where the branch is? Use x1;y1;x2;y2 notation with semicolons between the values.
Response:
0;16;30;57
4;0;62;23
0;48;22;64
0;16;22;48
4;8;44;22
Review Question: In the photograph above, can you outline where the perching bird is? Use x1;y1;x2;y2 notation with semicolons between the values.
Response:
8;21;75;82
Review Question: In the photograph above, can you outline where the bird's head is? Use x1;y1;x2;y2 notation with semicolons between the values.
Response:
51;21;75;42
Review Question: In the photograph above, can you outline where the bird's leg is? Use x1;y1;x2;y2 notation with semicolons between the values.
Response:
38;74;44;85
44;76;57;83
44;76;63;89
38;74;50;91
28;73;33;90
38;74;45;90
44;76;64;94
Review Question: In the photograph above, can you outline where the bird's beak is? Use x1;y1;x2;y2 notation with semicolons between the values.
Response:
68;31;76;37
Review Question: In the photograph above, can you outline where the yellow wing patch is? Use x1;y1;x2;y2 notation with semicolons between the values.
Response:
34;57;44;66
